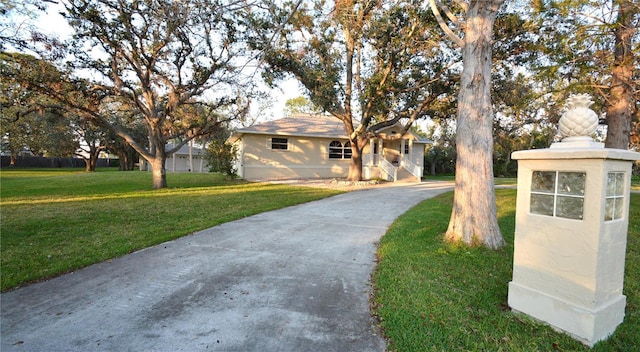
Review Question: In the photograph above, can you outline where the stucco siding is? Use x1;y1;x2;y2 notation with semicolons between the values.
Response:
231;115;432;181
411;145;425;166
165;155;208;172
240;134;352;180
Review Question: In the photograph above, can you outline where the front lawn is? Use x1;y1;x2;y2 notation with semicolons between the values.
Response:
0;169;343;291
373;189;639;351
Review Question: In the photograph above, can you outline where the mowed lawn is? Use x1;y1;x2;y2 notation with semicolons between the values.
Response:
373;189;640;351
2;168;639;350
0;169;343;291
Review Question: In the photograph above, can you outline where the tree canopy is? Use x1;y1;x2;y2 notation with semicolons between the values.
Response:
247;0;457;180
527;0;639;149
2;0;638;247
283;96;322;116
4;0;253;188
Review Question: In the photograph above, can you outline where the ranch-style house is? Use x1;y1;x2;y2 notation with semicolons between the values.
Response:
229;114;431;182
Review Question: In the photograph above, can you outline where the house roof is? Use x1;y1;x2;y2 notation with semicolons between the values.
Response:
231;114;431;144
234;114;348;139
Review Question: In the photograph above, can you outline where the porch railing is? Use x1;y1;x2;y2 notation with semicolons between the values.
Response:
401;158;423;179
379;157;397;182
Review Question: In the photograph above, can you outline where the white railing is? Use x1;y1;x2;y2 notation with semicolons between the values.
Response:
379;157;397;182
401;159;423;179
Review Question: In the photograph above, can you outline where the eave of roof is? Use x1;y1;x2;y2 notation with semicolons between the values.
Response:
230;114;432;144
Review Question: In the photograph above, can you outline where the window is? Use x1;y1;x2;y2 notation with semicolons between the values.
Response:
329;141;343;159
605;172;626;221
328;140;352;159
344;141;352;158
530;171;586;220
398;140;409;154
271;137;288;150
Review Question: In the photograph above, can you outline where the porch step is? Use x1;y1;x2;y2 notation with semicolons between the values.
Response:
396;167;420;183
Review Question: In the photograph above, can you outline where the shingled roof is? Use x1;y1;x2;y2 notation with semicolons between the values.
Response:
233;114;348;139
231;114;431;143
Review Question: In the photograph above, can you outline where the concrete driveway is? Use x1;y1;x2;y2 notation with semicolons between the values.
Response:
1;181;453;352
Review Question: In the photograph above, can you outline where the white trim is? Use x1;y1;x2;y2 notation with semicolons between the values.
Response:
267;136;291;151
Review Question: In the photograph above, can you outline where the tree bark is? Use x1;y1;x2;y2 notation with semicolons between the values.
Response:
347;142;363;181
604;0;635;150
445;0;505;249
81;157;94;172
150;157;167;189
146;126;168;189
79;144;101;172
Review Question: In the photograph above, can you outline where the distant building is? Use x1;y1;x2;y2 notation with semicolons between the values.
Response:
166;143;208;172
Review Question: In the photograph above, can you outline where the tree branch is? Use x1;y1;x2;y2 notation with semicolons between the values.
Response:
428;0;464;47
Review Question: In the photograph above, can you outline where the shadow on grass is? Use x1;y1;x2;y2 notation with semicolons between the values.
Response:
372;190;638;351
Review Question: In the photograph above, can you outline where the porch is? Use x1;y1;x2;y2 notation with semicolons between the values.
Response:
362;137;423;182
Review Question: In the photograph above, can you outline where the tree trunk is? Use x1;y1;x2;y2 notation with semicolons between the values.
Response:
150;157;167;189
445;0;505;250
81;145;101;172
347;142;363;181
631;109;640;149
604;0;635;150
82;157;92;172
147;130;168;188
90;154;98;171
118;151;127;170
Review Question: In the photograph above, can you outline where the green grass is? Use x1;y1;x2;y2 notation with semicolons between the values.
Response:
372;190;640;351
3;168;639;348
0;169;343;291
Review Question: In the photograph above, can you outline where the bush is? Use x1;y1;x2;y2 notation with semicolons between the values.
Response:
206;140;237;177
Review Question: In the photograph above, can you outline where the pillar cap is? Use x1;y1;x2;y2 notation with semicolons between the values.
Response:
512;147;640;161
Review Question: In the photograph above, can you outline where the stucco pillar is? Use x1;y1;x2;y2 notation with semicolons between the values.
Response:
400;139;406;163
508;94;640;346
369;138;375;166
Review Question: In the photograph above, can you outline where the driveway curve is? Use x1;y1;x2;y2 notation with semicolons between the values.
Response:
1;181;453;352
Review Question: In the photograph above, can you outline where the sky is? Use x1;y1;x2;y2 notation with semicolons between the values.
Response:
26;2;302;124
16;2;433;133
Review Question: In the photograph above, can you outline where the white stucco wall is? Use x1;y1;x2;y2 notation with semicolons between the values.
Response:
508;146;640;346
236;133;427;181
239;134;351;180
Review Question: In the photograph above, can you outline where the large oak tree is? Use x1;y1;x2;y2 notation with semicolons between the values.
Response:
430;0;506;249
36;0;252;188
248;0;456;181
1;53;78;164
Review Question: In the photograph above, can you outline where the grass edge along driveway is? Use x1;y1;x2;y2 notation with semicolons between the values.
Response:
372;189;640;352
0;169;344;291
